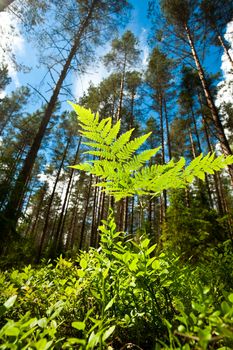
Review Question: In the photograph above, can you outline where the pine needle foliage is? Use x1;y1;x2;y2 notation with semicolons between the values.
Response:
69;103;233;200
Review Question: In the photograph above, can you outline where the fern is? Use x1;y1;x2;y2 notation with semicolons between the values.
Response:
69;103;233;201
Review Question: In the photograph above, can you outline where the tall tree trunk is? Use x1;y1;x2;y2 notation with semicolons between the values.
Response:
202;116;227;215
0;144;26;210
53;137;82;254
158;94;167;218
26;184;47;238
79;175;93;250
184;24;233;183
216;32;233;69
129;89;135;129
36;137;71;261
116;58;126;121
164;97;172;160
90;177;98;247
130;196;134;235
190;106;201;153
94;190;105;247
148;197;152;235
0;2;98;245
207;19;233;69
189;127;197;159
58;138;82;250
66;185;81;251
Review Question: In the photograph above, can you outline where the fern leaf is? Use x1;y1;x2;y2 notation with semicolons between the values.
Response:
125;147;161;171
105;120;121;145
111;129;134;154
68;102;98;125
116;132;152;161
82;142;110;151
85;150;115;160
69;163;92;172
101;118;112;138
97;117;111;133
79;131;103;143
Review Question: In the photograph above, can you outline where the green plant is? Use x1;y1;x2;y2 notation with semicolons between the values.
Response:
69;103;233;200
1;104;233;349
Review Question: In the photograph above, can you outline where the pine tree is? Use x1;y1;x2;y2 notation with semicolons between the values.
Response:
159;0;233;182
103;31;141;121
0;0;132;252
200;0;233;68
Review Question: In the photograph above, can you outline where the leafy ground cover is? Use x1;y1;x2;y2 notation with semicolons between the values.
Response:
0;211;233;349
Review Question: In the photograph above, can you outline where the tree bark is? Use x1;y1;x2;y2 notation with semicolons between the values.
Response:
164;97;172;160
158;94;167;217
79;175;93;250
26;184;47;238
36;137;71;261
216;32;233;69
0;0;14;11
184;24;233;183
58;137;82;250
116;57;126;121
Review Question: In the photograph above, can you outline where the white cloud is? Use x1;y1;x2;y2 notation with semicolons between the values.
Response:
73;63;108;100
0;11;24;87
216;21;233;108
139;28;149;68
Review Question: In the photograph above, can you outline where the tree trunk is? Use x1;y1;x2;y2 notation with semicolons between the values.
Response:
79;175;93;250
0;2;98;246
184;24;233;183
26;184;47;238
216;32;233;69
190;106;201;153
158;94;167;217
53;137;82;254
36;137;71;261
116;58;126;121
90;177;98;247
58;138;82;250
0;144;26;210
0;0;14;11
164;97;172;160
202;115;226;215
130;196;134;235
129;89;135;129
189;127;197;158
66;184;81;251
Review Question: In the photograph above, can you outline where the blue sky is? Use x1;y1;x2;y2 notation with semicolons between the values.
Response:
0;1;150;111
0;0;231;112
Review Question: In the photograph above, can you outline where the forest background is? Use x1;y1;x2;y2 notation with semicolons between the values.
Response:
0;0;232;264
1;1;233;349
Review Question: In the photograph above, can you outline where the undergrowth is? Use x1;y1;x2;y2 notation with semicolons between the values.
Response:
0;211;233;349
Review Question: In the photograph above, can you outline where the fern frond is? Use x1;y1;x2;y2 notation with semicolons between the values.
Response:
97;117;111;132
116;132;152;161
105;120;121;145
68;102;99;126
85;150;115;160
111;129;134;154
82;142;110;151
69;163;92;172
69;103;233;201
79;131;103;143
